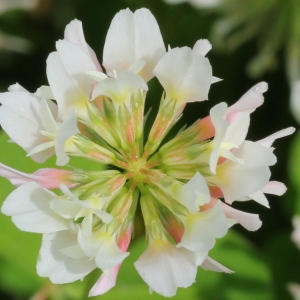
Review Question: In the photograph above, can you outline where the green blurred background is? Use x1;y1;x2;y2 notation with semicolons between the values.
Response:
0;0;299;299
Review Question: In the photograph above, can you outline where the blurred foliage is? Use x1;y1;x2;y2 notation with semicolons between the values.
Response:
0;0;299;299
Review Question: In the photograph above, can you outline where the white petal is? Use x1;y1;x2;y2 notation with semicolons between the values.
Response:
95;238;129;270
37;231;96;283
209;102;228;174
209;141;273;204
201;256;234;273
224;112;250;147
89;265;121;296
227;82;267;122
195;250;208;266
8;83;27;92
222;203;262;231
0;100;53;163
177;201;228;252
103;8;165;82
1;182;68;233
234;140;276;168
154;47;212;104
64;19;101;71
92;71;147;104
177;172;210;212
192;39;212;56
40;98;58;134
35;85;55;100
78;229;129;270
55;110;79;166
60;244;86;259
50;199;81;219
46;52;86;120
211;76;222;83
256;127;295;148
0;91;41;122
135;239;196;297
248;190;270;208
56;40;97;98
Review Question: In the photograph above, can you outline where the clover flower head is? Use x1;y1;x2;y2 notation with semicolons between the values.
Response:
0;7;294;297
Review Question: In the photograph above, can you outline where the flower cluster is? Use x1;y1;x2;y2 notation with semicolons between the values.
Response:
0;8;294;297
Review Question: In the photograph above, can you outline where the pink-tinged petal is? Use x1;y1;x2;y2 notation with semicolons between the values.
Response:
1;182;68;233
227;82;268;123
192;39;212;56
64;19;102;71
154;47;212;104
0;163;73;189
256;127;295;148
201;256;234;273
135;238;197;297
103;8;165;82
222;203;262;231
0;163;42;186
89;265;121;296
197;116;215;140
55;110;80;166
37;231;96;284
262;181;287;196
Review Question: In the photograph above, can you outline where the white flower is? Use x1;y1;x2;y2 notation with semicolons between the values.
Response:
135;237;197;297
103;8;166;82
1;182;69;233
175;172;228;252
37;231;97;283
207;140;276;204
0;85;79;165
46;19;102;121
153;47;213;105
0;7;293;298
